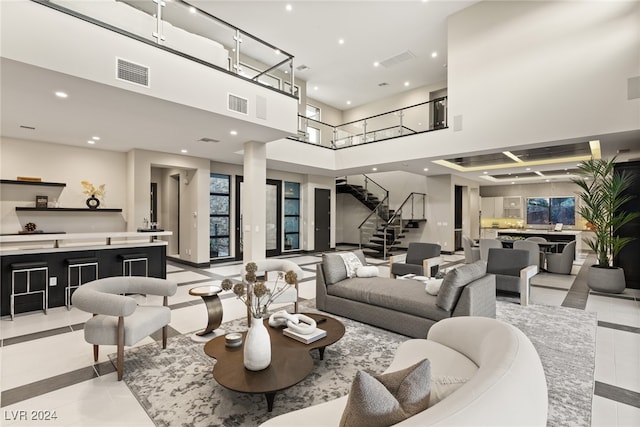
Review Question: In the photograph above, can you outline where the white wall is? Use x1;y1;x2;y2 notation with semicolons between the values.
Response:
0;137;127;234
1;0;298;135
342;82;447;123
448;1;640;150
128;149;210;264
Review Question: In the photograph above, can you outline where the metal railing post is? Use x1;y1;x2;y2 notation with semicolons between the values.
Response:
152;0;166;44
233;29;242;74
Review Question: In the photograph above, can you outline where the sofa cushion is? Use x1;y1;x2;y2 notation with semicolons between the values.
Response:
340;359;431;427
356;265;379;278
436;261;487;311
328;277;451;321
339;252;364;278
425;279;444;296
323;250;367;285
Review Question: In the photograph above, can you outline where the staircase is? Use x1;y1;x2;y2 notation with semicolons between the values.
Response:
335;177;387;214
337;176;427;258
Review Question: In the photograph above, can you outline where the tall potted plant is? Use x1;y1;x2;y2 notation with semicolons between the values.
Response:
573;157;639;293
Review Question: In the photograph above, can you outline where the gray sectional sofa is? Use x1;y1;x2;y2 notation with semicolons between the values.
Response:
316;250;496;338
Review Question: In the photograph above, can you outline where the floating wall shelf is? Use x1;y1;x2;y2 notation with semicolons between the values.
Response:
0;179;66;188
16;207;122;212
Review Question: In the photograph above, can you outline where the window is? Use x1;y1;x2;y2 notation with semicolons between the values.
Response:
307;126;320;143
305;104;321;144
306;104;320;120
210;174;231;258
284;182;301;250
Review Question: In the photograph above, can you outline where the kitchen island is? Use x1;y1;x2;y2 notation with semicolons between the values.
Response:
1;231;171;317
496;229;582;253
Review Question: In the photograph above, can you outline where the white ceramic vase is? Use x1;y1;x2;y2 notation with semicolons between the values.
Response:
243;316;271;371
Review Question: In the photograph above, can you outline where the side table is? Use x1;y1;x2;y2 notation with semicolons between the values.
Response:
189;285;224;341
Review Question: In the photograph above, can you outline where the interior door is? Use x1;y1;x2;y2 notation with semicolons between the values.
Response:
314;188;331;251
235;177;282;259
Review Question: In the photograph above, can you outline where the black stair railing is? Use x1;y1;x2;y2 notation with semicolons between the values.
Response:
360;192;427;260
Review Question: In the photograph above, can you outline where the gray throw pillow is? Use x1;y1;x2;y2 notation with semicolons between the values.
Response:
436;260;487;311
322;250;367;285
339;359;431;427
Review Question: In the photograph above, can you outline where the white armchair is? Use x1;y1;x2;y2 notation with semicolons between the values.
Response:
72;276;178;380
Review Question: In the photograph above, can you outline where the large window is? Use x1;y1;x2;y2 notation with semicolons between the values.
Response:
284;182;300;250
210;174;231;258
305;104;321;144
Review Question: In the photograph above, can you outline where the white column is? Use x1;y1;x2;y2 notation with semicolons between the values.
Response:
243;141;267;262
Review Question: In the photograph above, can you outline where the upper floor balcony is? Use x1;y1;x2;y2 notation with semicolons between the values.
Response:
290;97;448;149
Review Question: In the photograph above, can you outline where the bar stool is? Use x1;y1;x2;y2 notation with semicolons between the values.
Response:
10;261;48;320
120;253;148;277
65;257;98;310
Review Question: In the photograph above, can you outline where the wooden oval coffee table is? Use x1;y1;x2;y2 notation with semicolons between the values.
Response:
204;312;345;412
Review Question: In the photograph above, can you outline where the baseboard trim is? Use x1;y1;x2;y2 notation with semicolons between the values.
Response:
167;256;210;268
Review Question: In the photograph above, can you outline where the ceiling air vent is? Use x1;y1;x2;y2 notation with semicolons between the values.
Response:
296;64;310;71
228;93;248;115
116;58;149;87
379;50;416;68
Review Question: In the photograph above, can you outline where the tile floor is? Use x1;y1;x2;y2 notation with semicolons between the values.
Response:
1;249;638;426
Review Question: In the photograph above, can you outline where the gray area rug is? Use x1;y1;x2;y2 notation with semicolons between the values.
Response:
116;301;596;427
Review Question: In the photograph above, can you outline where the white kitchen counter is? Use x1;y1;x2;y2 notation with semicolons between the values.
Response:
0;231;171;254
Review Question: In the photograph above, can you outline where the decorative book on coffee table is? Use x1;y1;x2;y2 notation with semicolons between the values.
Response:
283;327;327;344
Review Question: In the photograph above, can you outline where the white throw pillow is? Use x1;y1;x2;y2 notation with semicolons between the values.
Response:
339;252;364;278
356;266;379;278
425;279;444;296
429;375;469;406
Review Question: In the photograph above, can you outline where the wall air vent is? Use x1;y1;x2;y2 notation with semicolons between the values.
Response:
228;93;248;115
116;58;149;87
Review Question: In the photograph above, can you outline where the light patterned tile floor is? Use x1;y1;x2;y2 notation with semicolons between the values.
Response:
1;251;638;426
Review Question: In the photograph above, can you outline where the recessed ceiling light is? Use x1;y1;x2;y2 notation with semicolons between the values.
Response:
189;6;196;13
483;171;488;175
545;179;550;182
418;122;422;126
230;130;238;136
404;81;410;87
511;181;515;185
55;91;68;98
313;86;318;91
92;136;100;141
284;70;289;74
346;100;351;105
372;167;378;171
285;4;292;11
431;51;438;58
338;39;345;45
87;140;95;145
373;61;380;67
423;168;429;172
181;149;188;153
274;49;281;55
526;167;531;171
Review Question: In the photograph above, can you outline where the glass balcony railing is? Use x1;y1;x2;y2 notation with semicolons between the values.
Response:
293;97;447;149
38;0;296;98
